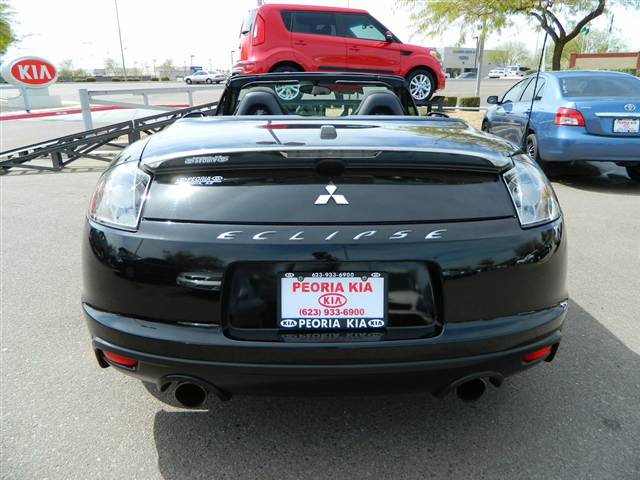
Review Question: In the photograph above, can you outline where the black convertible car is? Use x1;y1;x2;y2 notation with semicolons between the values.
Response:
83;75;567;407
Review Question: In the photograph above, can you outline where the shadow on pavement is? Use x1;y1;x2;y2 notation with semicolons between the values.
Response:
546;161;640;195
152;300;640;480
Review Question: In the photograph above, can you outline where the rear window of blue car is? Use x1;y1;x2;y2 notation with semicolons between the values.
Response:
559;75;640;97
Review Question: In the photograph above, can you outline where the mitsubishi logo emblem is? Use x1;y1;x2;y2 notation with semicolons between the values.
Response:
314;183;348;205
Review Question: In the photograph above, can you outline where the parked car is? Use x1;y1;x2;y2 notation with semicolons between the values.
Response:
184;70;226;84
482;70;640;180
233;4;445;102
456;71;477;79
83;80;567;406
505;66;530;77
488;67;507;78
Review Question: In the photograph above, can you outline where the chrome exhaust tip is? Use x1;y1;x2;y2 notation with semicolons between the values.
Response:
455;378;487;403
174;382;207;408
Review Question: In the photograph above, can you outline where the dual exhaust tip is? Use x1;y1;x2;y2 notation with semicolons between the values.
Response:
165;373;499;408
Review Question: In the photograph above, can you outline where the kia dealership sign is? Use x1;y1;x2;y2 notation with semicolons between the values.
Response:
0;56;58;88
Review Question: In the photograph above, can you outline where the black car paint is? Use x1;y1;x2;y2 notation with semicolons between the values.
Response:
82;116;567;399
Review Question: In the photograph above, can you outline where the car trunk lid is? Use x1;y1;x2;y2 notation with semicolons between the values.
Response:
142;164;516;224
571;98;640;137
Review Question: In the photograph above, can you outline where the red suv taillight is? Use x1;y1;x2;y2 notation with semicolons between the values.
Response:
554;107;585;127
252;14;265;46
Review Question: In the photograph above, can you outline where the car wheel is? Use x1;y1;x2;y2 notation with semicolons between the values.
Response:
186;78;192;84
407;69;435;103
626;165;640;182
525;133;541;163
206;78;213;84
271;65;303;101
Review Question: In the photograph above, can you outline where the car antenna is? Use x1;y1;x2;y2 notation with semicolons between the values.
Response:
521;0;553;153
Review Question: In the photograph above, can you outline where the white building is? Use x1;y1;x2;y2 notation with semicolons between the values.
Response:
439;47;501;76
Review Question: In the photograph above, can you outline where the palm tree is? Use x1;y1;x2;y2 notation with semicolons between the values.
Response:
0;1;16;55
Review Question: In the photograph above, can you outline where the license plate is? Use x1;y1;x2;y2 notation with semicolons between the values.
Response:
613;118;640;133
278;272;387;331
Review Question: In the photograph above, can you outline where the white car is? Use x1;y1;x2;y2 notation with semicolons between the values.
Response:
185;70;226;84
488;68;507;78
504;66;531;78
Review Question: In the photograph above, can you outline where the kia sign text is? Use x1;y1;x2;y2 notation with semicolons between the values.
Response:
0;56;58;88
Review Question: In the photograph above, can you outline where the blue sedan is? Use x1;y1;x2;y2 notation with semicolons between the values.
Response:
482;71;640;181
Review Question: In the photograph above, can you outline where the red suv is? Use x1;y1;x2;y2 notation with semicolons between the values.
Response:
234;4;445;102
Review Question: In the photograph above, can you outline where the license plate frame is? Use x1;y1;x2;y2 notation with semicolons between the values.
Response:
613;118;640;133
278;272;388;331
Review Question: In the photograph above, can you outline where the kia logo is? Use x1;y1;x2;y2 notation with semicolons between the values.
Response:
318;293;347;308
624;104;636;112
1;56;58;88
281;319;297;328
368;319;384;328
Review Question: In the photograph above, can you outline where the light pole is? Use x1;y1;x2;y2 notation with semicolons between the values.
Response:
230;50;235;69
190;55;194;72
209;58;212;71
153;59;157;78
474;19;487;98
473;36;479;70
113;0;128;81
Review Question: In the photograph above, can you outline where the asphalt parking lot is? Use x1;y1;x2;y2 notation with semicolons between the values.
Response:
1;151;639;479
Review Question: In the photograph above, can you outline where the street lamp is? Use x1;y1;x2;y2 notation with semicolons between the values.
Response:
473;36;479;69
153;59;157;78
190;54;194;72
113;0;128;81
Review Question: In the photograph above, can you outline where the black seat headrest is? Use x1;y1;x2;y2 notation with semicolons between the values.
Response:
353;91;405;116
234;87;287;115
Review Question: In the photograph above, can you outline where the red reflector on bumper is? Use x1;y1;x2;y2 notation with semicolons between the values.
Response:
522;346;552;362
102;351;138;367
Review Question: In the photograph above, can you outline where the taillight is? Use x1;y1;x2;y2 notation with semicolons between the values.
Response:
252;14;265;46
554;107;585;127
102;351;138;368
522;346;552;363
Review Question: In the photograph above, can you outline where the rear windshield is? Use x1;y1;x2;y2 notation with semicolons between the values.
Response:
559;75;640;97
240;9;256;35
234;80;413;116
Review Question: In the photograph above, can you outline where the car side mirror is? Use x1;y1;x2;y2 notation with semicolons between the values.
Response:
385;31;394;42
487;95;499;105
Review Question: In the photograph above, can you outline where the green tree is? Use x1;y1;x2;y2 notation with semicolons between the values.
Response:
488;40;533;67
545;27;628;69
398;0;640;71
130;65;142;77
103;57;120;76
59;59;75;78
0;1;16;54
158;59;174;78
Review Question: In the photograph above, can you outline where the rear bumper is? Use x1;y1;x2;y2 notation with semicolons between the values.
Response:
539;127;640;163
84;301;566;396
